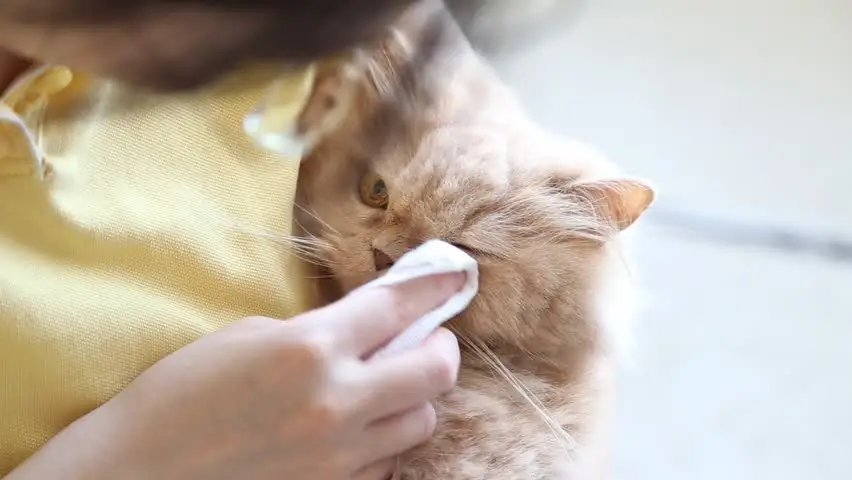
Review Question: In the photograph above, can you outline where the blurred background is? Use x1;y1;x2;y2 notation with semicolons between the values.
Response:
464;0;852;478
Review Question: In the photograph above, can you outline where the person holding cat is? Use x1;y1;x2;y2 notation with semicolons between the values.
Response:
0;1;463;479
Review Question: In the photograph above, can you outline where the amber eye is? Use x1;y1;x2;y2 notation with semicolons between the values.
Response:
359;172;389;209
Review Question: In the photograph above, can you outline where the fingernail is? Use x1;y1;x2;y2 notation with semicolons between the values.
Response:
402;271;465;294
435;271;466;292
381;272;465;310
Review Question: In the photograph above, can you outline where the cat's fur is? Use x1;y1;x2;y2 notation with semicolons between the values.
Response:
290;1;653;478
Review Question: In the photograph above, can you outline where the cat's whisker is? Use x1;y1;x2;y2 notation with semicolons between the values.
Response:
380;48;400;99
208;219;337;270
294;203;340;235
219;220;318;248
365;51;393;99
292;245;344;269
178;203;348;273
220;220;338;269
292;224;328;253
291;245;324;256
304;274;338;280
282;237;330;257
287;249;330;269
290;226;351;270
290;249;324;263
294;245;349;272
289;240;327;254
452;330;579;463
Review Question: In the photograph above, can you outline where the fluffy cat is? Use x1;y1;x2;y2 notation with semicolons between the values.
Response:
289;1;654;478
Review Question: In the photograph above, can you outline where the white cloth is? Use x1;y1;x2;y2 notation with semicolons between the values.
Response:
364;240;479;359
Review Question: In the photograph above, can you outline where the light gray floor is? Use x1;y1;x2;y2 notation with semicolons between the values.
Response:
492;1;852;478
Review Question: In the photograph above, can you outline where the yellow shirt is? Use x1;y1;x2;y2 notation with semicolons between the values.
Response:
0;65;311;474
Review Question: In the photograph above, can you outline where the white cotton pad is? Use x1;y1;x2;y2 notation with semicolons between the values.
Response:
363;240;479;360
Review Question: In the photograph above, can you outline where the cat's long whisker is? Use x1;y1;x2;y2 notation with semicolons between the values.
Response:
289;239;327;254
379;47;399;100
479;351;577;461
292;246;347;271
291;220;328;252
222;221;318;248
291;217;350;269
291;244;324;255
364;50;393;99
294;203;340;235
285;244;332;266
173;197;346;272
304;274;338;280
217;218;340;270
290;252;328;269
453;331;579;463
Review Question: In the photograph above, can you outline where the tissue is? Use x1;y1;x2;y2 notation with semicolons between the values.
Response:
365;240;479;359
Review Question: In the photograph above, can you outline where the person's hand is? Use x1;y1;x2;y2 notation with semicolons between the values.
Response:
7;273;465;480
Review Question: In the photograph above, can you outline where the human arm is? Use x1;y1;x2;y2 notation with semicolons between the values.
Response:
5;273;464;480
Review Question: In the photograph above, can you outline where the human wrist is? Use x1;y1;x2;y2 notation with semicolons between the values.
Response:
5;401;150;480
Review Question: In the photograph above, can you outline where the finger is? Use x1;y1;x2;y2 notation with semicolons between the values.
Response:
351;457;397;480
362;403;436;464
325;272;465;357
357;328;459;421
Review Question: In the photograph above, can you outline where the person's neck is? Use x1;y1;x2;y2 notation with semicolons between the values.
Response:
0;49;33;95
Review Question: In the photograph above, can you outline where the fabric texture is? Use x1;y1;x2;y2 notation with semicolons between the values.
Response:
0;64;311;474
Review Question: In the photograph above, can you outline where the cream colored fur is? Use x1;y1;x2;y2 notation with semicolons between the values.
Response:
289;1;654;478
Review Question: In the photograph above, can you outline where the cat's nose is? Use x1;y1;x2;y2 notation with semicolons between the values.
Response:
373;248;395;271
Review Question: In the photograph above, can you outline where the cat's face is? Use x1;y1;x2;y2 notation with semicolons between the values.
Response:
293;18;653;349
295;105;653;348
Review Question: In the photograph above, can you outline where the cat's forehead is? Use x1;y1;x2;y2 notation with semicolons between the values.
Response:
377;119;513;186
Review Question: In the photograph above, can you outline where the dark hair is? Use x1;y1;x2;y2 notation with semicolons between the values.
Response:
0;0;567;91
0;0;415;26
0;0;420;72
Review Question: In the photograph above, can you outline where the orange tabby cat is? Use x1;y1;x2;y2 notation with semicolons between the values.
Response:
290;1;653;478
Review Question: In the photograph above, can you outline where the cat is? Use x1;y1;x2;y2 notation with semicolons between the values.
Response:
289;1;654;478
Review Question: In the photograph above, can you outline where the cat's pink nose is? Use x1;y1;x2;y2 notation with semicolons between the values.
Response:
373;248;395;271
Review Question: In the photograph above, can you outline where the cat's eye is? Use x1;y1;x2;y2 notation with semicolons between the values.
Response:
450;242;499;260
450;243;476;256
359;172;389;209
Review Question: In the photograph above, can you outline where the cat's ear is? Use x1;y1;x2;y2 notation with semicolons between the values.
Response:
244;59;356;158
296;58;357;138
565;178;655;231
